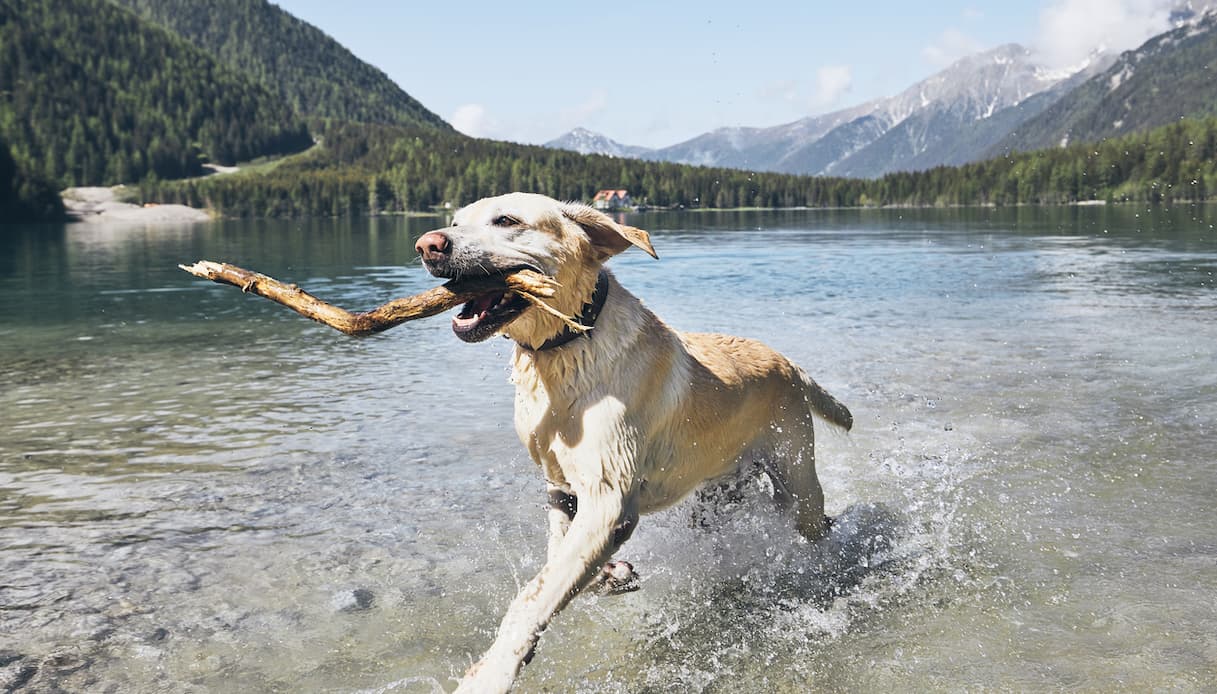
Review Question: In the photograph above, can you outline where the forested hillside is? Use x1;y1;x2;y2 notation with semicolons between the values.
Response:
140;116;1217;217
112;0;450;129
0;0;311;186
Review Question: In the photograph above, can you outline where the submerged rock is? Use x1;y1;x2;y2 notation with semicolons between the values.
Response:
0;652;37;691
330;588;375;612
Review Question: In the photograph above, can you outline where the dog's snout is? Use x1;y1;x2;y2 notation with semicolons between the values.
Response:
415;230;451;262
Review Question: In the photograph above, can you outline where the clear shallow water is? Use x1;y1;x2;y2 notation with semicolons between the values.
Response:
2;206;1216;692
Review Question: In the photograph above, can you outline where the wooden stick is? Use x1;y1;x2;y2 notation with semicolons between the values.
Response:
179;260;574;337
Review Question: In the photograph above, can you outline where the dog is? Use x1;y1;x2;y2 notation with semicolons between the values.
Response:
414;193;852;692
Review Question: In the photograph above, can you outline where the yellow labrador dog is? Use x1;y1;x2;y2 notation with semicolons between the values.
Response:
414;192;852;692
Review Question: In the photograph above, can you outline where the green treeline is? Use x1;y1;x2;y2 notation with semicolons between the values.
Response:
889;117;1217;206
0;0;312;187
111;0;451;130
144;122;869;216
0;135;64;222
142;116;1217;218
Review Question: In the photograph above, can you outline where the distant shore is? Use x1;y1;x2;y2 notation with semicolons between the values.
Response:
62;186;212;224
55;186;1131;225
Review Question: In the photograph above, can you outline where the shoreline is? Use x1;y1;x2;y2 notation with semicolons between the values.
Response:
62;186;212;224
62;185;1201;224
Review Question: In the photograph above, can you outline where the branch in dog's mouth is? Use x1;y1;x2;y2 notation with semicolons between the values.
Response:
178;261;570;338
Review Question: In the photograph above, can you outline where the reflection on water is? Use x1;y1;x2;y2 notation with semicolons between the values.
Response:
2;204;1216;691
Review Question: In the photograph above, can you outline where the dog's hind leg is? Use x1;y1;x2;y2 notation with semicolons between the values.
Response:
763;411;829;542
688;460;762;529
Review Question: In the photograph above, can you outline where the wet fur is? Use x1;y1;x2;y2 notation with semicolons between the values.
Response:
422;193;852;693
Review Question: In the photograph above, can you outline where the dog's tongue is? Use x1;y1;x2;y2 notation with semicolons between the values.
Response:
454;292;501;328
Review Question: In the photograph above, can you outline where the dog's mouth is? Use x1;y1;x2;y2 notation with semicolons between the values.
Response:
452;289;531;342
425;260;545;342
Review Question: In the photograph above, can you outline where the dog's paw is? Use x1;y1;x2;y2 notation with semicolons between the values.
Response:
593;560;640;596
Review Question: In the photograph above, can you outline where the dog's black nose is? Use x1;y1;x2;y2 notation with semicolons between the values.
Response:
415;231;451;262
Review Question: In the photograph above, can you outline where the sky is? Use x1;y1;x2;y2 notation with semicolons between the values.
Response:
272;0;1194;148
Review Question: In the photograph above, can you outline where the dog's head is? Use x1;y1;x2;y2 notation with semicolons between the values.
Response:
415;192;657;346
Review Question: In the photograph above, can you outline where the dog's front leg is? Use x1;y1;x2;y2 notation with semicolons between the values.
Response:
548;484;640;597
455;488;630;693
546;484;577;561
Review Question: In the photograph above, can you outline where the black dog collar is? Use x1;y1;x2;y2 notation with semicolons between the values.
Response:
523;269;610;352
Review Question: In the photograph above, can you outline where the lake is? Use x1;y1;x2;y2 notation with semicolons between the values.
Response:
2;205;1216;692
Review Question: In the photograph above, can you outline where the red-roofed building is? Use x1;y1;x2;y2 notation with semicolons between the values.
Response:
592;189;631;210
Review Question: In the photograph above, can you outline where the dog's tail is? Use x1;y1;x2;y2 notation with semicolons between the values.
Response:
799;369;853;431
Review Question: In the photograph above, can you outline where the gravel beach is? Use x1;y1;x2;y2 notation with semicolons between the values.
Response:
62;186;211;224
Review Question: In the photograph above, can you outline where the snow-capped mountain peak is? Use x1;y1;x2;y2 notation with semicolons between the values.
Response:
543;128;652;158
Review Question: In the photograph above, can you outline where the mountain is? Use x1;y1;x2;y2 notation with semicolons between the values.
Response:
834;50;1120;177
643;102;880;171
828;45;1085;177
992;10;1217;154
545;128;652;158
636;44;1071;178
111;0;450;129
0;0;312;186
891;76;1083;171
770;110;894;175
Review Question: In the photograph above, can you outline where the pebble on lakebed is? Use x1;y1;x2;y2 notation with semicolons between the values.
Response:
330;588;375;612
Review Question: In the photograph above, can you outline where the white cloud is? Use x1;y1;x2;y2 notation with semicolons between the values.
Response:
811;65;853;109
922;29;986;67
1034;0;1176;70
450;103;498;138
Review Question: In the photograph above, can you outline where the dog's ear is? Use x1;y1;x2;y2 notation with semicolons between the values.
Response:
561;203;658;260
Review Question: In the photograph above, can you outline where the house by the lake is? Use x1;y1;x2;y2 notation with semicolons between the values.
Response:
592;189;631;210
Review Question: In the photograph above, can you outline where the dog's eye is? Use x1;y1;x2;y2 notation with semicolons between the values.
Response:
492;215;519;227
